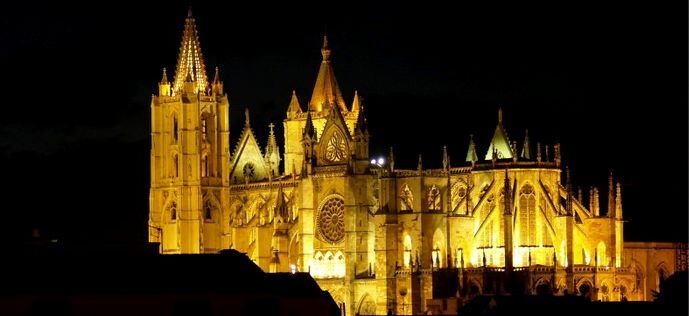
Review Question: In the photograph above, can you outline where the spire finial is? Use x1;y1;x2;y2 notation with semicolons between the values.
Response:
498;107;503;123
213;66;220;84
443;145;449;171
244;108;251;127
269;122;275;135
161;68;169;84
321;35;331;61
187;6;193;18
417;154;423;172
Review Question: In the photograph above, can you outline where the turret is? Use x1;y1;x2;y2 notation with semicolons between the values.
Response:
159;68;171;96
211;66;224;95
264;123;281;176
286;90;302;118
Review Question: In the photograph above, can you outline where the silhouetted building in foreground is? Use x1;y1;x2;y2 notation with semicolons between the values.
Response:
0;247;339;316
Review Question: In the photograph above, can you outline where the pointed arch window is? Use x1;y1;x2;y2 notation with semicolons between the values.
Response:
173;116;179;143
518;184;536;246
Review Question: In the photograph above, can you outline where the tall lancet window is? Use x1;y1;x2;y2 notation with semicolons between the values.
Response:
518;184;536;246
173;116;179;143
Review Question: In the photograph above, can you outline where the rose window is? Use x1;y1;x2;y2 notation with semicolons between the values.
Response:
317;197;345;244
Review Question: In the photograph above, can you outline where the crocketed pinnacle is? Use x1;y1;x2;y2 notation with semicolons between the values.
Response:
173;8;208;94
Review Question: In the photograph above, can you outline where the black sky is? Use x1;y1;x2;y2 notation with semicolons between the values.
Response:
0;1;686;247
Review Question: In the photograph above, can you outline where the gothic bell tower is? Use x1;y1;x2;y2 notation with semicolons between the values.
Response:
148;9;231;253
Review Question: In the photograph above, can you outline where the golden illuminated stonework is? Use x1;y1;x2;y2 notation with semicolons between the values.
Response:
317;196;345;244
325;130;347;163
149;11;688;315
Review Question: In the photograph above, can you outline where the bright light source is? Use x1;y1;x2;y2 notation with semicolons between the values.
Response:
290;264;297;274
377;157;385;165
370;159;377;164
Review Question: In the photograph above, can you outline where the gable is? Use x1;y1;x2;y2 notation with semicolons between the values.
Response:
230;127;269;184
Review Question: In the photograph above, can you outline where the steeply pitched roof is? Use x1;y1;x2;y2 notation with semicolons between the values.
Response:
308;36;347;113
230;109;270;183
484;108;513;160
287;90;303;114
173;8;208;94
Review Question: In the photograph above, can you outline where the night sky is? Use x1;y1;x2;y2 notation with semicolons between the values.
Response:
0;1;685;249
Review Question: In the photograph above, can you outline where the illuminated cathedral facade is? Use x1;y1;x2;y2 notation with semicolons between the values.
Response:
148;10;687;315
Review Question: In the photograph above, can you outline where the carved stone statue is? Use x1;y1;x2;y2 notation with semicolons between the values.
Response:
400;184;414;211
428;185;441;211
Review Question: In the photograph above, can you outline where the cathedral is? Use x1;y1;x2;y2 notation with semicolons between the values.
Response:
148;10;687;315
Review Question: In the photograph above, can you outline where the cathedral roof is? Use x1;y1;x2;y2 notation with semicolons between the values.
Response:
484;108;514;160
287;90;303;114
309;36;347;113
466;134;478;163
173;8;208;94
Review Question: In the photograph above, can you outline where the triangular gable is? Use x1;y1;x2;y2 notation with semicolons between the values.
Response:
317;105;352;165
230;126;269;184
484;124;513;160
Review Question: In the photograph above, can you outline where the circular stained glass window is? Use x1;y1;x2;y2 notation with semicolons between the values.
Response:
317;197;345;244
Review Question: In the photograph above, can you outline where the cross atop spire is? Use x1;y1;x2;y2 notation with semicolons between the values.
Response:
173;8;208;94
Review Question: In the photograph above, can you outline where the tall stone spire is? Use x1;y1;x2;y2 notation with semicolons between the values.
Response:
173;7;208;94
309;35;346;113
351;90;361;112
211;66;223;94
265;123;281;176
484;108;513;160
